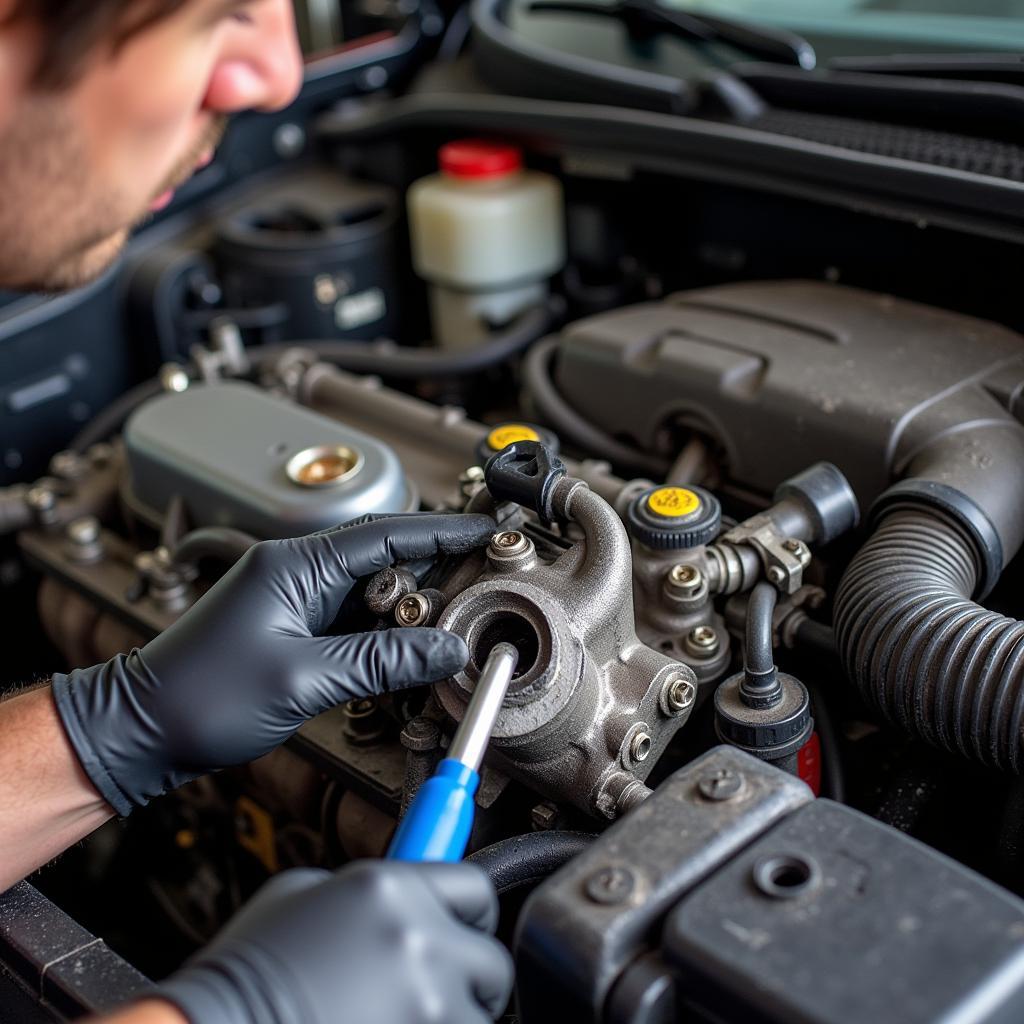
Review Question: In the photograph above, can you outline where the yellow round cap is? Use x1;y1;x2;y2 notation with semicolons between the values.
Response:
487;424;541;451
646;487;702;519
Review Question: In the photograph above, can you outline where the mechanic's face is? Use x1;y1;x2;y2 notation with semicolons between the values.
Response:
0;0;303;292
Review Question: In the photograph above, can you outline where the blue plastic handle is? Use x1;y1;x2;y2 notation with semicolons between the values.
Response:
387;758;480;862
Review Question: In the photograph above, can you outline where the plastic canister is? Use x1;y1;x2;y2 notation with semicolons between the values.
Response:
407;139;565;350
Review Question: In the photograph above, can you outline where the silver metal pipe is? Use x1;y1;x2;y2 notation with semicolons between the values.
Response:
447;642;519;772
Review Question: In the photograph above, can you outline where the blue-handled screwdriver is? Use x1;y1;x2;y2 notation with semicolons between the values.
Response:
387;641;519;862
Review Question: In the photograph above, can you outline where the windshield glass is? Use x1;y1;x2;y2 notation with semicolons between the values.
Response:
682;0;1024;56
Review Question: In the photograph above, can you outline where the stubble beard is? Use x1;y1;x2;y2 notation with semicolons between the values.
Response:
0;105;227;294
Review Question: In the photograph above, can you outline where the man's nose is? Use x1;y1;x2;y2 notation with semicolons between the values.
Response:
203;0;304;115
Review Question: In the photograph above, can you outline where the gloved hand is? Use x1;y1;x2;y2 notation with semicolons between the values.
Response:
159;861;513;1024
52;513;495;816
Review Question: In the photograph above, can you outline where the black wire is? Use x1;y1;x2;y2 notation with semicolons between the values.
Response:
521;337;670;479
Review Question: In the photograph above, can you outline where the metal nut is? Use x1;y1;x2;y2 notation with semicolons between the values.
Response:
698;768;745;802
531;803;559;831
661;672;697;716
395;593;430;627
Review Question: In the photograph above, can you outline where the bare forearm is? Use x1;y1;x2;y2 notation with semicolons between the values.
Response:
94;1000;188;1024
0;685;113;890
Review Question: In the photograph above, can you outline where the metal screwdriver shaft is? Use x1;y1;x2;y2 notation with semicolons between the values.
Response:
387;642;519;862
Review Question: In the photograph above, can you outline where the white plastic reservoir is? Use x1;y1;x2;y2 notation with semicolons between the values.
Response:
407;139;565;349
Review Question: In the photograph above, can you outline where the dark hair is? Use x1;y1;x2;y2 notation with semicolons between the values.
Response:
10;0;190;88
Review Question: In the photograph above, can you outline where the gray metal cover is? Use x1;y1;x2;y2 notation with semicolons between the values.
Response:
124;381;415;538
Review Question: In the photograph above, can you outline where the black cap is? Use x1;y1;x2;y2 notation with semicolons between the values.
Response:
627;485;721;550
476;423;559;469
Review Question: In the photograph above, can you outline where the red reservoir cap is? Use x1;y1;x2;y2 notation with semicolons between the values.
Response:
439;139;523;179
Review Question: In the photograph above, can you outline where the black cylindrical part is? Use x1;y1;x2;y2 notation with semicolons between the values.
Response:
467;831;596;896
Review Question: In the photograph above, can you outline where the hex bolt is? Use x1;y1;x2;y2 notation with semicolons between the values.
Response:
396;593;430;627
685;625;720;658
488;531;534;562
66;516;100;547
698;768;745;802
783;538;805;555
662;673;697;716
585;866;636;906
629;731;652;764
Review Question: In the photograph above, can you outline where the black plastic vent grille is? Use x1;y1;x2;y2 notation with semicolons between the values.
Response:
753;109;1024;183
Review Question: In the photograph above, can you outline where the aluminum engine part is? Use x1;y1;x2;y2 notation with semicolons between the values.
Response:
435;473;697;819
123;380;416;537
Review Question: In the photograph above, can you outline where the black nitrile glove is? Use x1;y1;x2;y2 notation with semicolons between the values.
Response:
159;861;513;1024
52;514;495;816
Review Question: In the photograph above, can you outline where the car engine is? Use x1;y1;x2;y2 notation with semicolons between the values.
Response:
6;3;1024;1021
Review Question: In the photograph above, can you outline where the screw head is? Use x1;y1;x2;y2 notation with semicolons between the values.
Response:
495;531;524;548
313;274;340;307
783;538;804;554
698;768;745;802
662;673;697;715
767;565;787;586
396;593;428;626
489;531;532;560
669;563;701;588
585;866;636;905
685;625;720;659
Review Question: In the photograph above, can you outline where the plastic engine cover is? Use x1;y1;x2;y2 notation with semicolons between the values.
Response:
124;381;415;537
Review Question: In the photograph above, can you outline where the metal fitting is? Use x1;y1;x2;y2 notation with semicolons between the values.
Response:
487;530;536;571
64;517;103;564
396;593;431;627
49;451;87;482
630;731;652;763
343;697;387;745
491;531;530;555
531;803;560;831
685;625;720;659
660;672;697;717
585;866;636;905
668;563;703;592
159;363;190;394
459;465;486;501
365;566;416;615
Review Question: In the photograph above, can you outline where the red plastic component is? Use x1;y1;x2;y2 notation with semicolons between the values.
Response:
798;732;822;796
439;139;523;179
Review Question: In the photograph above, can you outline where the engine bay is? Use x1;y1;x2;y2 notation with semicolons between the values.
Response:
7;3;1024;1020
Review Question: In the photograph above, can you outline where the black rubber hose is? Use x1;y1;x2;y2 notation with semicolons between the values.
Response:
835;505;1024;772
744;581;777;689
467;831;596;896
69;377;166;454
521;337;670;479
172;527;258;568
795;618;837;657
66;301;560;455
254;299;563;380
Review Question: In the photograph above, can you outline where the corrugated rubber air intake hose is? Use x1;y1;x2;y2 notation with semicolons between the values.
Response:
834;501;1024;772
